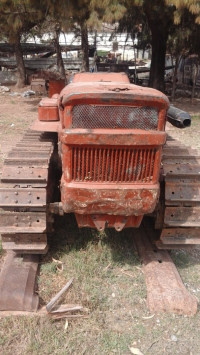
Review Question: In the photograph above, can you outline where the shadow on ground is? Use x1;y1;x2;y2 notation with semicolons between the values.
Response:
44;213;140;268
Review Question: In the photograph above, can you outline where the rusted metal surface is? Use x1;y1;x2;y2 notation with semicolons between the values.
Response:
2;234;47;253
160;228;200;244
71;146;157;183
38;97;59;121
31;119;60;132
4;157;49;166
72;72;130;83
163;155;200;164
156;241;196;249
163;163;200;176
1;165;48;183
48;80;65;97
164;207;200;227
58;76;169;226
61;180;159;215
165;181;200;204
7;150;51;158
156;136;200;248
60;129;166;146
60;82;169;116
75;214;143;230
0;130;57;253
16;142;53;149
134;225;198;315
71;104;159;130
0;211;46;233
0;188;46;207
0;252;39;311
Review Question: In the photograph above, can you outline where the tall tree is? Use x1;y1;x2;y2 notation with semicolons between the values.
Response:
71;0;126;71
167;9;200;100
143;0;174;91
120;0;200;91
0;0;45;87
36;0;74;79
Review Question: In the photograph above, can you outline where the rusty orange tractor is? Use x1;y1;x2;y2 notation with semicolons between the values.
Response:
0;72;199;313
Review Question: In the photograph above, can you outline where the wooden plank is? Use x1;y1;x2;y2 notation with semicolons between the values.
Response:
133;226;197;315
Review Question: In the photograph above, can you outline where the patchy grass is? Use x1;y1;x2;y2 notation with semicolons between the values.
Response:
1;215;200;354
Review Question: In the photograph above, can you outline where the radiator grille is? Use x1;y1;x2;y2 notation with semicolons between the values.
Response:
72;105;158;130
72;146;156;183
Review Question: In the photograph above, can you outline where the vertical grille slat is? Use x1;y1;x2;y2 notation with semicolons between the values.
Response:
113;149;119;182
109;149;114;182
97;148;101;182
124;149;130;182
144;149;150;182
93;148;97;181
81;148;85;180
148;149;155;181
101;149;106;182
71;146;157;184
117;149;123;182
78;148;81;181
105;150;110;181
121;150;127;182
129;150;134;182
141;149;147;181
89;148;93;181
133;149;139;181
73;147;77;180
86;148;89;178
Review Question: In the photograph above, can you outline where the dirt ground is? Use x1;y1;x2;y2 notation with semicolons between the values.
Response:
0;87;200;355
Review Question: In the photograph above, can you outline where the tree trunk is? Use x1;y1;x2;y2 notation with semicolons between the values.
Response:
15;33;26;88
55;28;66;81
171;56;179;102
81;22;89;71
144;0;173;92
191;62;198;103
149;27;168;92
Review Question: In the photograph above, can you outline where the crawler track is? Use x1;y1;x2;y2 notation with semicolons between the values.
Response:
0;130;58;253
0;130;58;311
156;135;200;248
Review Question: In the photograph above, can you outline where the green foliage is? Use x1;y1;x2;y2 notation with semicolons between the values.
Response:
0;0;45;42
166;0;200;24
